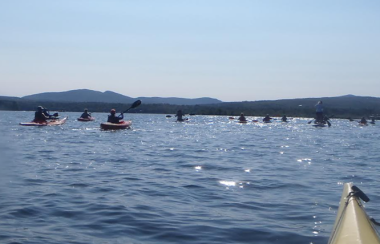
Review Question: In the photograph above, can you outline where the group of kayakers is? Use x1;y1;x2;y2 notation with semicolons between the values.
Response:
33;106;125;123
33;101;375;126
234;101;374;126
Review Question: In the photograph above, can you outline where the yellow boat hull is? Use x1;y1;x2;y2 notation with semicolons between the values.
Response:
328;183;380;244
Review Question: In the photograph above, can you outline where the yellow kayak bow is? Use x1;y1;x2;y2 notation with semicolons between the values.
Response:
328;183;380;244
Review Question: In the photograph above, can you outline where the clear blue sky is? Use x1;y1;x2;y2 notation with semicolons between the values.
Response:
1;0;379;102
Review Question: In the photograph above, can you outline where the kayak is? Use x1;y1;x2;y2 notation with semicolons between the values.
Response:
238;120;247;124
77;117;95;122
328;183;380;244
313;123;326;127
100;120;131;130
20;117;68;126
176;118;189;122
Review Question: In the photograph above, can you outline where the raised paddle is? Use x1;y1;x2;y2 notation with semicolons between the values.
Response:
122;100;142;114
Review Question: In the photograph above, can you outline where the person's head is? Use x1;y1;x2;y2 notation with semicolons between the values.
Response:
84;109;88;112
37;106;43;111
266;114;269;117
318;101;322;104
110;109;116;114
240;113;244;116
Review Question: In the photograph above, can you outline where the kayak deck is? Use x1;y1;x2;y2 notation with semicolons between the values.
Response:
100;120;132;130
20;117;68;126
328;183;380;244
77;117;95;122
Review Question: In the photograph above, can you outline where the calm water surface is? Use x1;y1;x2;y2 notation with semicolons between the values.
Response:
1;111;380;244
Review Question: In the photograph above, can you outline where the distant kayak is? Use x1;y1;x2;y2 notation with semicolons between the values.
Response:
328;183;380;244
312;123;326;127
20;117;68;126
312;120;331;127
100;120;131;130
77;117;95;122
238;120;247;124
176;118;189;122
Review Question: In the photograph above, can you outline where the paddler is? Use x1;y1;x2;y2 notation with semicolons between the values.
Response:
281;115;287;122
175;110;184;122
107;109;123;123
360;117;367;125
34;106;48;123
80;109;91;119
263;114;272;123
238;113;246;122
315;101;324;123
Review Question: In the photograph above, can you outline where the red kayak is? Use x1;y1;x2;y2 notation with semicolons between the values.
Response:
20;117;68;126
77;117;95;122
100;120;132;130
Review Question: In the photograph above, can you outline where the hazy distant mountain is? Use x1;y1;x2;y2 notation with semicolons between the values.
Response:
136;96;222;105
22;89;222;105
22;89;134;104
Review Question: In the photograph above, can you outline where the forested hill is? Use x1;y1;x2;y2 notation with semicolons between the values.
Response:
1;94;380;119
21;89;222;105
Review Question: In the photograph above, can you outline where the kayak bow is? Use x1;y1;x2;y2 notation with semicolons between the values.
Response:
100;120;132;130
328;183;380;244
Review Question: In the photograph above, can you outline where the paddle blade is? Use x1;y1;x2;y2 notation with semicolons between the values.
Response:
123;100;142;113
131;100;142;109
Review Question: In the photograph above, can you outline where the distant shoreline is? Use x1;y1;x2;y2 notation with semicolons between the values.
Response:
1;95;380;119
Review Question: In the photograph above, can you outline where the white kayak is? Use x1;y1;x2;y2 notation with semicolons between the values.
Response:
328;183;380;244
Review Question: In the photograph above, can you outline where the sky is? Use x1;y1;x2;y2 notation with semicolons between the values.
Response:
0;1;379;102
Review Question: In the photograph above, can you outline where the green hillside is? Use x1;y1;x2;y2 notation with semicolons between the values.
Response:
1;95;380;119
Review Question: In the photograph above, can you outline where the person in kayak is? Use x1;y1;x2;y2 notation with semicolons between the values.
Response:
281;115;287;122
107;109;123;123
315;101;324;123
80;109;91;119
263;114;272;123
175;110;184;122
360;117;367;125
238;113;247;122
34;106;49;123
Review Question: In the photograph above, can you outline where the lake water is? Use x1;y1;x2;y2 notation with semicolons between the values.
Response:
1;111;380;244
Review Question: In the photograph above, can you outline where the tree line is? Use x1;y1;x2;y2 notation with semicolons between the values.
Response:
1;96;379;119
